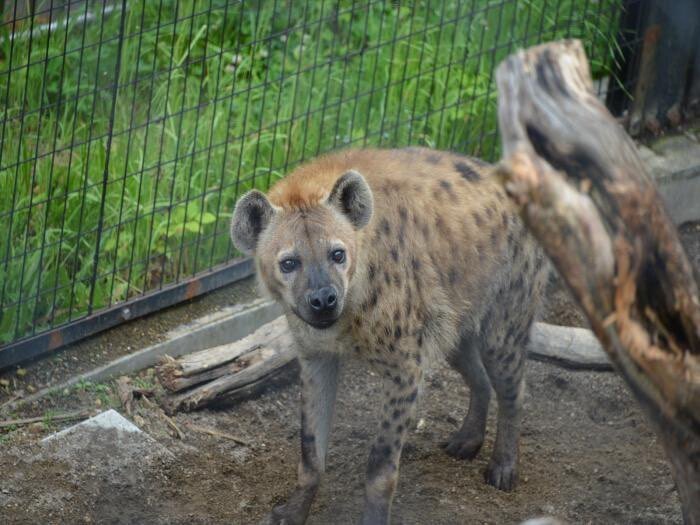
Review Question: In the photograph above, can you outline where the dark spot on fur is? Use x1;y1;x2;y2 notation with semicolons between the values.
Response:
426;153;441;164
448;267;458;285
477;241;487;262
421;221;430;238
399;206;408;221
472;211;483;227
411;257;421;271
390;247;399;262
491;229;500;247
387;343;396;353
486;206;495;220
367;444;393;478
417;332;424;347
394;325;402;339
384;272;391;286
397;424;404;433
408;388;418;402
368;263;376;282
481;309;494;331
435;216;449;236
390;397;398;405
455;161;481;182
440;179;458;202
369;290;379;308
385;180;401;193
503;390;520;403
382;420;390;430
392;409;402;420
381;218;391;235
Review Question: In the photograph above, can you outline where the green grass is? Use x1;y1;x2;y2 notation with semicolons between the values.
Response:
0;0;622;345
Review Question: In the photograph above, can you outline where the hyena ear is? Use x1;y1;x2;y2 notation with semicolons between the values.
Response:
327;170;373;230
230;190;276;255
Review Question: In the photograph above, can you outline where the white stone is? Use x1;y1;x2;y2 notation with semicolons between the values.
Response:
41;408;141;443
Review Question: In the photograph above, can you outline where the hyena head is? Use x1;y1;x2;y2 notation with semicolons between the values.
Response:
230;170;373;329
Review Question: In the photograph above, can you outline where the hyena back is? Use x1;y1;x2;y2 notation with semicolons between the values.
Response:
230;147;548;525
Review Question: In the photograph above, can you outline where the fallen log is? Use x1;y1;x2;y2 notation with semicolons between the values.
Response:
157;317;296;414
495;39;700;523
157;316;290;393
530;322;610;370
158;312;609;415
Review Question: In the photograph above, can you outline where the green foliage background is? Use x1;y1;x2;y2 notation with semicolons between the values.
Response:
0;0;621;344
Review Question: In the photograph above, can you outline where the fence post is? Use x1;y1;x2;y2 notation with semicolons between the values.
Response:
610;0;700;135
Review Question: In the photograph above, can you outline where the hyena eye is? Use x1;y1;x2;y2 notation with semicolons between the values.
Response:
330;249;346;264
280;258;300;273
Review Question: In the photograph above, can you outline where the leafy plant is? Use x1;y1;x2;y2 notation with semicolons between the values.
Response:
0;0;623;344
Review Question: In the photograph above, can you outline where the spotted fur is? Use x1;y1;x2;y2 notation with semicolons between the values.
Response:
231;147;549;525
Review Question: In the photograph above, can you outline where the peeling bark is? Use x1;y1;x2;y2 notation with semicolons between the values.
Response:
495;40;700;523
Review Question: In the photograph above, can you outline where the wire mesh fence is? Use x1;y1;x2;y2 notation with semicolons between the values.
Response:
0;0;628;361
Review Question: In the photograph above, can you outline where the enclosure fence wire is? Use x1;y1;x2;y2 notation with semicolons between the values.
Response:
0;0;630;353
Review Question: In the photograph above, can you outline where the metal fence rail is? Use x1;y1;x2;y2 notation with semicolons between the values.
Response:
0;0;629;368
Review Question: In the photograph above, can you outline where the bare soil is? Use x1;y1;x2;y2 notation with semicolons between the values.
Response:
1;221;699;525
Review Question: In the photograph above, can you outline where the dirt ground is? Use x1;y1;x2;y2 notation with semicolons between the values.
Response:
1;221;699;525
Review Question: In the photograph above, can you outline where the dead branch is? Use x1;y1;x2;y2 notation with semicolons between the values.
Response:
0;410;91;429
495;39;700;523
184;422;251;446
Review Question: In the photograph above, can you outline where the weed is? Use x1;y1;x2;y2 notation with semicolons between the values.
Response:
42;409;56;430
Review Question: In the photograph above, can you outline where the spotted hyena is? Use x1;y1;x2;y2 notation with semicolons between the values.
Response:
230;147;548;525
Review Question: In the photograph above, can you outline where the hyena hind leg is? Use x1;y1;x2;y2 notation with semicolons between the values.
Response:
442;334;492;461
480;333;527;492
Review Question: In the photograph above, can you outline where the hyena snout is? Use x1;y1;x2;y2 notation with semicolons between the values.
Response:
307;286;338;314
303;285;341;328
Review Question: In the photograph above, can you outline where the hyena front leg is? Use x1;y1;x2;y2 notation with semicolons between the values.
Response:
263;352;339;525
362;360;422;525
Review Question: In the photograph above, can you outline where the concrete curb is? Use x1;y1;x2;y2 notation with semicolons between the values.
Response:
639;134;700;225
1;299;282;414
657;167;700;226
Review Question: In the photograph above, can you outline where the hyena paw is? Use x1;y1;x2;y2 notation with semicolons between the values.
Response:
485;458;518;491
440;431;484;460
258;503;304;525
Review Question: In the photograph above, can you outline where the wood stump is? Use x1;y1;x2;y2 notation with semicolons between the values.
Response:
495;39;700;523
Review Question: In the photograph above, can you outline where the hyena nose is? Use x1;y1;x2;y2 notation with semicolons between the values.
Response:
308;286;337;313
